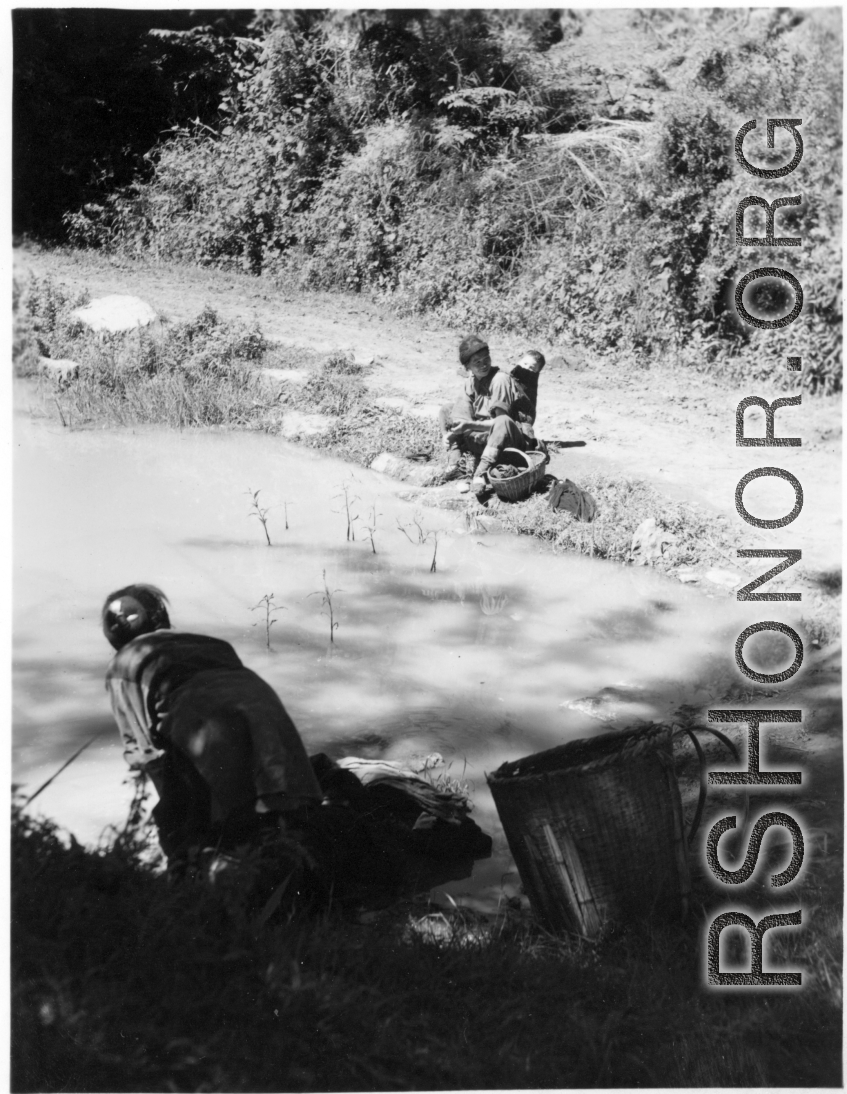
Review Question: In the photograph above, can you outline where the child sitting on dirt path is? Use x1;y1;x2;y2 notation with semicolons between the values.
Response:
507;349;545;431
438;335;535;495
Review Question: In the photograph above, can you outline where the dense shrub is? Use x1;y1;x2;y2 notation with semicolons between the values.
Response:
59;8;842;394
13;10;257;238
12;774;843;1091
13;276;90;377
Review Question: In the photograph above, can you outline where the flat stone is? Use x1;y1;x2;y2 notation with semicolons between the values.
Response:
561;687;653;724
630;517;677;565
407;403;442;420
343;348;375;367
370;451;443;487
419;492;469;511
374;396;410;412
258;368;310;390
704;568;741;588
70;294;160;333
281;411;337;437
38;356;79;383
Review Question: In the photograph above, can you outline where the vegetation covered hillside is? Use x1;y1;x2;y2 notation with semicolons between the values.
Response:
15;8;842;393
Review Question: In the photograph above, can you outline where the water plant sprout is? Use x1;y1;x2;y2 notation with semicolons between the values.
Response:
397;512;439;572
246;488;273;547
251;592;286;649
364;505;379;554
335;481;359;542
310;570;341;643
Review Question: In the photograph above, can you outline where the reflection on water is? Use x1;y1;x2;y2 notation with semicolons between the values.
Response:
13;417;815;910
478;584;508;616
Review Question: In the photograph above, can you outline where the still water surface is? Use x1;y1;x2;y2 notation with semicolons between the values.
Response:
14;417;751;907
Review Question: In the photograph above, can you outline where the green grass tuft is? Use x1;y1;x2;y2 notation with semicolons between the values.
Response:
12;798;842;1092
495;473;736;573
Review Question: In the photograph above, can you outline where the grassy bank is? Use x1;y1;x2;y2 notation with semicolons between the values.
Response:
12;799;842;1091
11;273;731;566
15;270;841;645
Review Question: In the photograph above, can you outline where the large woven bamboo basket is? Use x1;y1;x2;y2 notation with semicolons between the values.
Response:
487;724;690;939
488;448;548;502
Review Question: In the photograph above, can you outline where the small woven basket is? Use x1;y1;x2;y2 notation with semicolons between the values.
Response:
487;724;690;939
487;448;549;502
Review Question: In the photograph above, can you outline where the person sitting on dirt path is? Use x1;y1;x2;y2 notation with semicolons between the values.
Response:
102;584;492;911
438;335;533;495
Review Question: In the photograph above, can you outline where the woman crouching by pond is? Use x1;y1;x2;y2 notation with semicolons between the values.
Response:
101;584;491;912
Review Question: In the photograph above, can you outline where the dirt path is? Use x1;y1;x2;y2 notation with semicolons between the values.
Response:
15;245;842;577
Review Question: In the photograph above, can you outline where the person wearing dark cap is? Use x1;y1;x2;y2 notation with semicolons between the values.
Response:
102;583;323;862
439;335;530;493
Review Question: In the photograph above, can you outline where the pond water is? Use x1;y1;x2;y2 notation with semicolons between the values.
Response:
13;413;814;910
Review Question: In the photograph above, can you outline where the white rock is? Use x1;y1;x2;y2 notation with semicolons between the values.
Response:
344;348;375;367
705;568;741;588
562;685;655;723
408;403;443;421
280;411;337;438
37;356;79;383
71;294;160;334
676;568;699;584
563;696;616;721
370;452;443;487
630;517;677;565
407;752;444;774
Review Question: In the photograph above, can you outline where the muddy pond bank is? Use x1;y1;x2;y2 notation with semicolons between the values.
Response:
13;406;840;910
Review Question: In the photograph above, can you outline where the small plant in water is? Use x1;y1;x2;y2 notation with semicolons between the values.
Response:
363;505;379;554
247;488;272;546
397;512;439;571
335;481;359;542
396;512;430;545
251;593;286;649
309;570;341;643
429;531;439;573
424;754;472;801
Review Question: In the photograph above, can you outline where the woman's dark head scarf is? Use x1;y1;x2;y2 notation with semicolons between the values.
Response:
102;584;171;650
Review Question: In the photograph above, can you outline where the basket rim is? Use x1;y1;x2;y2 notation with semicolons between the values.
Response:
488;448;548;497
501;447;547;468
486;723;673;782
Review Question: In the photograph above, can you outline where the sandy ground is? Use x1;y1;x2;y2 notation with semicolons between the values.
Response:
14;245;842;580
